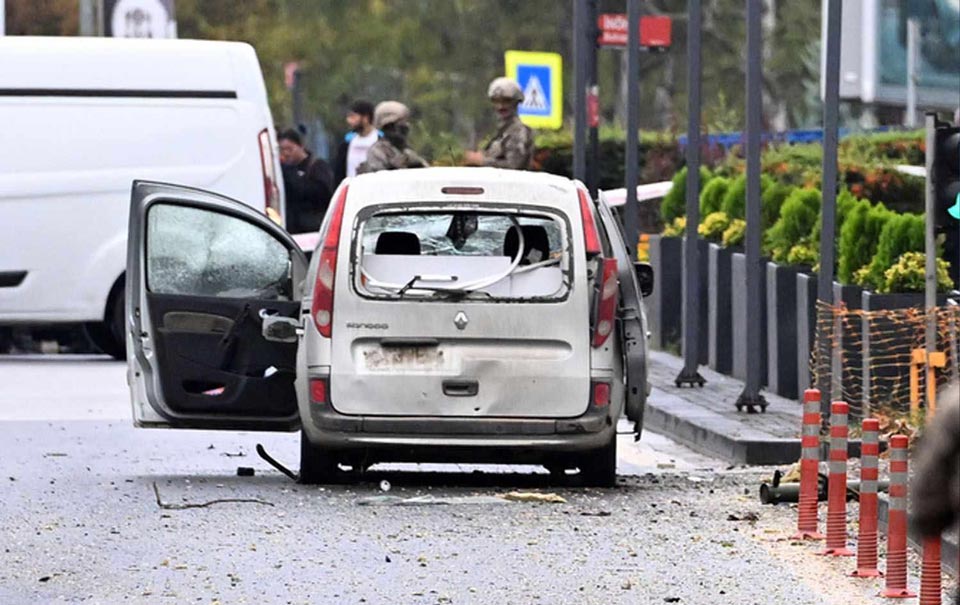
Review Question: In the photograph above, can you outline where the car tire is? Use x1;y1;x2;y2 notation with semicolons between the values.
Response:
298;431;340;485
83;284;126;360
579;435;617;488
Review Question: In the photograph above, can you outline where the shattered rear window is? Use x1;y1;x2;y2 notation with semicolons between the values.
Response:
353;209;571;301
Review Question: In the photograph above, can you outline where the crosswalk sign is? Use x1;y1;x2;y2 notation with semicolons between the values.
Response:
504;50;563;130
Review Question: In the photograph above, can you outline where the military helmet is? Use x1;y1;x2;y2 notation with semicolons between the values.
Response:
373;100;411;129
487;77;523;103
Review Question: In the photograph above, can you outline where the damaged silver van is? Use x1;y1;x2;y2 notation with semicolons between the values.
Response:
126;168;652;486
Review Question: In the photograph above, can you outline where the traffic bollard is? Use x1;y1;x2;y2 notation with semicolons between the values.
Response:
793;388;824;540
821;401;854;556
882;434;916;598
851;418;882;577
919;536;942;605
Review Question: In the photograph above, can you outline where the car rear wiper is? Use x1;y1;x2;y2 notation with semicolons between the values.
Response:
397;274;459;299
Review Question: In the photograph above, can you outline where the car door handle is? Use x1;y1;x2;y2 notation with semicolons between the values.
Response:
442;379;479;397
380;338;440;348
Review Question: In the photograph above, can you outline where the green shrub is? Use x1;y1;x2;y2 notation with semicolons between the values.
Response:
879;252;955;294
661;166;713;223
699;176;731;216
722;219;746;248
786;242;818;267
857;213;925;290
662;216;686;237
698;211;731;242
761;182;794;230
765;188;822;263
837;200;894;284
718;173;774;220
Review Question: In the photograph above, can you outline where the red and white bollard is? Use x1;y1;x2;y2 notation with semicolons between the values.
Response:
882;434;916;598
821;401;854;556
794;388;824;540
919;536;942;605
852;418;882;577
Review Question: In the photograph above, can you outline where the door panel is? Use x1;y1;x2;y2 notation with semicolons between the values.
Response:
127;181;306;431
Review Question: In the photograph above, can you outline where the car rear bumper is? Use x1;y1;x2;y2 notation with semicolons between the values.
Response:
303;402;616;455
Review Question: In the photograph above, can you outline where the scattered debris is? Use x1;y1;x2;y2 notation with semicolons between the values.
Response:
43;452;67;458
664;597;681;603
727;512;760;522
38;576;51;583
579;510;612;517
357;495;507;506
255;444;298;482
379;480;391;492
151;482;273;510
236;467;255;477
500;491;567;504
221;451;246;458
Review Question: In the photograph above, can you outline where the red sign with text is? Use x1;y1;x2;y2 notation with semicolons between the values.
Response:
597;14;672;48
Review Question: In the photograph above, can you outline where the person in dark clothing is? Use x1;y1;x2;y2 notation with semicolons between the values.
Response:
278;128;334;234
334;100;380;186
912;382;960;605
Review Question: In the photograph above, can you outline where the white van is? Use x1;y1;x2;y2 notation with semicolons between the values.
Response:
0;37;284;358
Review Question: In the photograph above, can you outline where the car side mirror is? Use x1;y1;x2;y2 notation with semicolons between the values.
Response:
261;315;301;343
635;262;654;297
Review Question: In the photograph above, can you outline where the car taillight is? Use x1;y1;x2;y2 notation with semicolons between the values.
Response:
310;185;348;337
578;188;602;256
258;128;281;218
592;381;611;407
592;258;619;348
310;378;328;405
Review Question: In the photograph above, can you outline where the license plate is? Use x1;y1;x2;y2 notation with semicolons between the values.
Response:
363;346;446;371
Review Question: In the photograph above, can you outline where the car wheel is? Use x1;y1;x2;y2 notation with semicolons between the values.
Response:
578;435;617;488
83;285;126;360
298;431;340;485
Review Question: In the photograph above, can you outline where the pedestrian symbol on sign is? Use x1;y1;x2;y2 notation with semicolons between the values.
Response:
521;76;548;111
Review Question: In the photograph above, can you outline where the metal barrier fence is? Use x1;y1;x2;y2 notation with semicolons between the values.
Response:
811;302;960;420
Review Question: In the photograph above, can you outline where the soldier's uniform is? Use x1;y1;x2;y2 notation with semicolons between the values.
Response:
356;100;429;174
482;114;533;170
358;139;429;174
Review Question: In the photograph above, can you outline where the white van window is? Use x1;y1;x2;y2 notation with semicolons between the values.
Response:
354;211;570;301
147;204;291;300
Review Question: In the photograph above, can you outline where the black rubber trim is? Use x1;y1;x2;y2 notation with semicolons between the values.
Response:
0;271;27;288
0;88;237;99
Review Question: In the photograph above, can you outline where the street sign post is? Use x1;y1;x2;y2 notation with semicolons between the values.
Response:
504;50;563;130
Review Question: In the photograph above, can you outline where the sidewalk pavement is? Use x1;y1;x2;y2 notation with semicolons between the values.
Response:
643;350;802;465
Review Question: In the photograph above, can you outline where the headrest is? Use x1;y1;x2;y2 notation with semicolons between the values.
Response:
374;231;421;255
503;225;550;266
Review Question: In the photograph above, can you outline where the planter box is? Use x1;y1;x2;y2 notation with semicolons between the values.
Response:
861;291;949;417
731;252;768;384
648;235;683;351
796;272;818;394
708;243;733;374
766;262;801;398
832;282;864;410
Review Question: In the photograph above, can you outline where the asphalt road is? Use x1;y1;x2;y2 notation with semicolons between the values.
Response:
0;357;926;605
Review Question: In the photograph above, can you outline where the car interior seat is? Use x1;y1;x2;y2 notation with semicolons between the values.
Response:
375;231;421;255
503;225;550;265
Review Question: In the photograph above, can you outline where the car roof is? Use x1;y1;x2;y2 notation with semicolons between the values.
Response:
345;167;582;211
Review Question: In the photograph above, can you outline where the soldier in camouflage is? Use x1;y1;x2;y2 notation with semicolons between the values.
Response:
356;101;429;174
463;77;534;170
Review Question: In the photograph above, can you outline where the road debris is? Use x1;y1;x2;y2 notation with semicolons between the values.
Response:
152;482;273;510
500;491;567;504
236;467;255;477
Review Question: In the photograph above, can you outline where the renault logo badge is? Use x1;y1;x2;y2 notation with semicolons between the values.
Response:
454;311;469;330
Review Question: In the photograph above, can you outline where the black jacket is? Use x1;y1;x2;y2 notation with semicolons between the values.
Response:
282;152;333;234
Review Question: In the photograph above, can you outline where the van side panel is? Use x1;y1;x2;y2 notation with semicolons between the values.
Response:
0;39;278;323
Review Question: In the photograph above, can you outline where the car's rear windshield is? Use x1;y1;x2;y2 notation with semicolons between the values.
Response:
351;208;571;302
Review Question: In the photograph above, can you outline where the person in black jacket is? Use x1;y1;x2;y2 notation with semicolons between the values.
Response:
278;128;334;234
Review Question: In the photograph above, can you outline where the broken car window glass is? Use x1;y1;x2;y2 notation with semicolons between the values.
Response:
147;204;291;300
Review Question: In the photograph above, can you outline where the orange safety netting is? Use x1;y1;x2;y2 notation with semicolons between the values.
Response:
810;301;960;422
